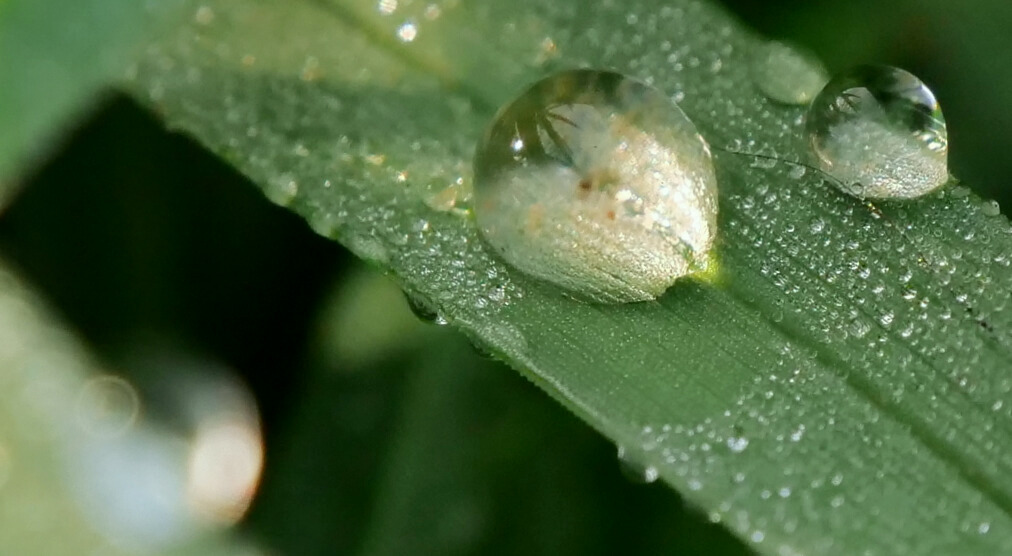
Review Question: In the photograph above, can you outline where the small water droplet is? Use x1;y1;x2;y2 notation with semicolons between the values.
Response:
806;65;948;199
194;5;215;25
726;435;749;453
75;375;141;438
751;40;828;105
396;22;417;42
403;292;447;325
981;199;1001;217
473;70;718;303
617;445;659;484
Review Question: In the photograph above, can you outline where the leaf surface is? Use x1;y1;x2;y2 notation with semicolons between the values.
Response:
126;0;1012;553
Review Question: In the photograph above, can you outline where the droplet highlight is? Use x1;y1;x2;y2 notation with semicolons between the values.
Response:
751;40;828;105
473;69;718;303
806;65;948;199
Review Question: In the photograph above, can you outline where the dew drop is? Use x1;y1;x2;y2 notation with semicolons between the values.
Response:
617;445;659;484
750;40;828;105
981;199;1001;217
403;291;442;324
396;22;417;42
472;70;718;303
806;65;948;199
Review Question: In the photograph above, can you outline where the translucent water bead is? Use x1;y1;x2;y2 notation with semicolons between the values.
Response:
806;65;949;200
472;70;718;303
751;40;828;106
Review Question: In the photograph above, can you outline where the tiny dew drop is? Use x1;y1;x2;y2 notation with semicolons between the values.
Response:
806;65;948;200
403;292;448;325
473;69;718;303
616;445;659;484
750;40;828;106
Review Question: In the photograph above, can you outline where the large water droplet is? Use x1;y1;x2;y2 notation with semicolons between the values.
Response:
473;69;718;303
751;40;828;105
806;65;948;199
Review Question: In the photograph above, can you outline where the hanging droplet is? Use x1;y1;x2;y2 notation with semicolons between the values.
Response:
616;445;659;484
472;69;718;303
806;65;949;200
751;40;828;105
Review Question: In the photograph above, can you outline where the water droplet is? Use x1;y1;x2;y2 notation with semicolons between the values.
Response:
396;22;418;42
806;65;948;199
75;375;141;438
194;5;215;25
473;70;718;303
981;199;1001;217
751;40;828;105
726;435;749;453
617;445;659;483
403;292;448;325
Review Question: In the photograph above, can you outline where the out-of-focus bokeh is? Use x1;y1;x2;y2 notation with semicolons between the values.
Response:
0;1;1009;554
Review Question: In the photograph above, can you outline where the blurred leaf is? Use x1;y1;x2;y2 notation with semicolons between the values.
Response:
126;0;1012;553
0;255;257;555
0;0;189;200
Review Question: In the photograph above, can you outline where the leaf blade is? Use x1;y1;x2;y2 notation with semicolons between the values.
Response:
126;0;1012;553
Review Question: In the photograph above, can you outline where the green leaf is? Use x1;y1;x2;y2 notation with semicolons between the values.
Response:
125;0;1012;553
0;0;189;200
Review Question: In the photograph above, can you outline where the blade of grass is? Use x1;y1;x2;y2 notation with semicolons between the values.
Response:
124;0;1012;553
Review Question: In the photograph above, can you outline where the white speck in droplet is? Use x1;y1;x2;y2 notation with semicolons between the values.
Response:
377;0;397;15
397;22;418;42
978;522;991;534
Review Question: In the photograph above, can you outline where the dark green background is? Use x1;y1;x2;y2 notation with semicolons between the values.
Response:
2;1;1008;554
